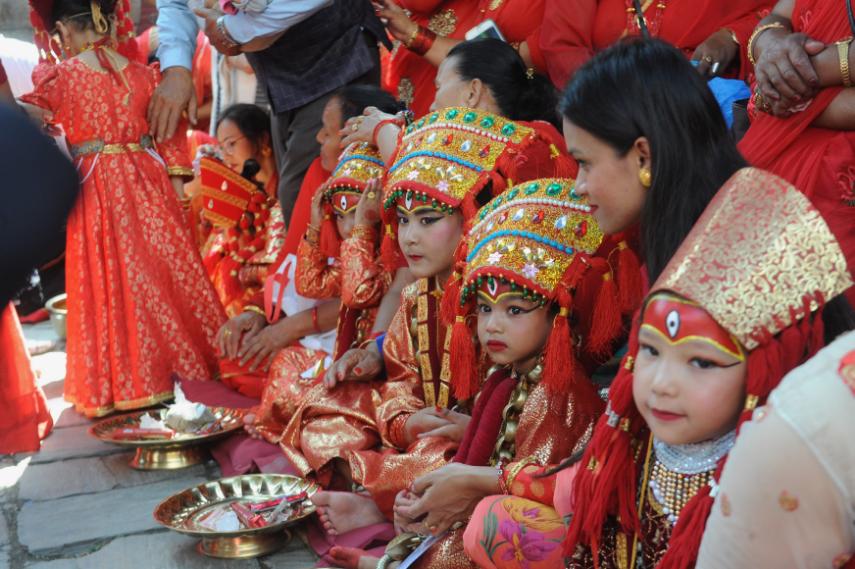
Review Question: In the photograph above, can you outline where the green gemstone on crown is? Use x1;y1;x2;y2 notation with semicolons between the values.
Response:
501;123;516;136
463;111;477;123
446;109;459;119
546;183;562;196
480;116;495;128
524;182;539;195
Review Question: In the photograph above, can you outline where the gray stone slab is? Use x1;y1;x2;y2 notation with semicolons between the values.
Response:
0;513;7;546
19;456;117;501
25;531;260;569
0;548;8;569
19;476;206;552
29;424;122;464
52;407;91;429
101;453;207;488
260;537;317;569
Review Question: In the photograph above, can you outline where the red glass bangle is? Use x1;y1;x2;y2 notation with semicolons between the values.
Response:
372;118;404;147
408;26;436;56
311;306;321;334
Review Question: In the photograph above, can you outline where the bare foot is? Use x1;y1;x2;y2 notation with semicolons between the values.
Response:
328;546;382;569
311;490;386;536
242;412;261;439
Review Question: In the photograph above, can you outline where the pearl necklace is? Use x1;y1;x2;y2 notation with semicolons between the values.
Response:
648;431;735;525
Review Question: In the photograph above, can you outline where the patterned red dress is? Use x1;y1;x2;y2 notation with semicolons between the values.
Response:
22;55;226;417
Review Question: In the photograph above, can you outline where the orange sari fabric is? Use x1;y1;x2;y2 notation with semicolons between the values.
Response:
21;59;226;417
738;0;855;291
540;0;773;88
0;304;53;453
385;0;545;118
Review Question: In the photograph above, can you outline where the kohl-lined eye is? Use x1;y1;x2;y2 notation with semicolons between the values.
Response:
639;343;659;357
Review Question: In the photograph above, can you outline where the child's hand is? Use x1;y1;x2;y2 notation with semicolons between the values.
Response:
309;181;327;229
404;407;454;446
416;409;471;442
393;489;424;534
354;178;382;227
323;348;383;389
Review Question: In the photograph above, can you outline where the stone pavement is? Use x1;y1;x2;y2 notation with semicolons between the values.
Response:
1;321;319;569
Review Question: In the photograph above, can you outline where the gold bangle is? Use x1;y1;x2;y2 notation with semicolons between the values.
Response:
504;456;538;493
837;39;852;88
404;24;419;48
243;305;265;316
747;21;787;67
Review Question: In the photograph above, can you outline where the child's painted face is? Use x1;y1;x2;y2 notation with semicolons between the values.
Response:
331;191;360;240
316;97;344;172
476;285;551;373
633;293;747;446
396;207;463;280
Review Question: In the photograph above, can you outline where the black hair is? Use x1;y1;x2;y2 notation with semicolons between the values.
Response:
51;0;117;31
560;38;748;283
447;38;559;127
823;295;855;344
217;103;271;153
332;84;402;123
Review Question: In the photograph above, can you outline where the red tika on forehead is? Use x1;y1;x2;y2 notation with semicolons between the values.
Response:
330;191;361;214
641;293;745;361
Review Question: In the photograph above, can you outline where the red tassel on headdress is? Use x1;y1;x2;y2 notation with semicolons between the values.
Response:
450;314;479;401
587;259;622;356
542;264;585;392
615;241;643;314
658;484;715;569
440;244;467;326
318;213;341;258
549;144;577;179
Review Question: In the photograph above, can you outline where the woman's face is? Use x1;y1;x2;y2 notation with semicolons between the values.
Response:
316;97;344;172
563;118;647;235
396;208;463;280
632;294;747;446
216;118;259;173
430;56;471;112
476;288;551;373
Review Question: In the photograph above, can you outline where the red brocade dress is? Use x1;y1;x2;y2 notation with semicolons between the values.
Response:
21;57;226;417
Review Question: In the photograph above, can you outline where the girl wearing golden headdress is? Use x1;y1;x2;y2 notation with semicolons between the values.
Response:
463;169;854;569
21;0;226;417
339;178;636;569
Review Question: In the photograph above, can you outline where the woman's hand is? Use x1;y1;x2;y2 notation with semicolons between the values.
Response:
691;29;739;77
323;347;384;388
397;464;499;535
416;408;471;442
372;0;418;44
755;31;825;105
340;107;398;148
354;179;383;227
404;407;454;444
216;311;266;360
237;317;298;371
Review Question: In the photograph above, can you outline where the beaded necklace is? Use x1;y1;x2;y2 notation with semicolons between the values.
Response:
647;430;735;525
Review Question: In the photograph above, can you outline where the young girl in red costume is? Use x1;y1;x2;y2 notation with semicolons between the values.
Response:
463;169;854;569
21;0;225;416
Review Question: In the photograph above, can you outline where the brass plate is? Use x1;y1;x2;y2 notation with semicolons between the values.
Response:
89;407;246;470
153;474;319;558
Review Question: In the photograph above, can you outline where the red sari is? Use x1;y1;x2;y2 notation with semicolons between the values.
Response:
540;0;773;88
21;57;226;417
385;0;545;118
0;304;53;453
739;0;855;294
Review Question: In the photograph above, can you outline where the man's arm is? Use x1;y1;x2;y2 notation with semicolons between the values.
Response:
149;0;199;142
222;0;332;45
155;0;198;71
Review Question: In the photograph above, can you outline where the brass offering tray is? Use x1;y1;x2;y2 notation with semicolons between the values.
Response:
153;474;319;558
90;407;246;470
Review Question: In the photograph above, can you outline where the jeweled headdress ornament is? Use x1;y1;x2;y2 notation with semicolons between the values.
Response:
451;178;633;401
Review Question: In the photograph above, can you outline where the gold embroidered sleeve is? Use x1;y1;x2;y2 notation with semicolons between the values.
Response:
375;283;425;449
340;229;392;309
295;237;342;299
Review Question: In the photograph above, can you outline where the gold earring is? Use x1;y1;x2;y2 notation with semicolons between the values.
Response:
639;167;652;188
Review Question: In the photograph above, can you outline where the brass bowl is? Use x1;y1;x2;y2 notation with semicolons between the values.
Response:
153;474;319;558
45;293;68;340
90;407;246;470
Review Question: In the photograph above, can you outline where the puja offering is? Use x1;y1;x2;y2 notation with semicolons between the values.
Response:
90;385;245;470
154;474;319;558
